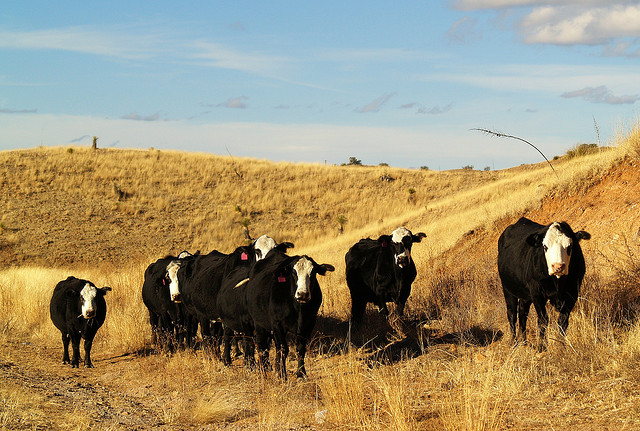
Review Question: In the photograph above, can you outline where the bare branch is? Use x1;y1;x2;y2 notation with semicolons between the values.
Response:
472;128;559;180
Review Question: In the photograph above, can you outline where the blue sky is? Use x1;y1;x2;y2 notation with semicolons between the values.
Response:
1;1;639;170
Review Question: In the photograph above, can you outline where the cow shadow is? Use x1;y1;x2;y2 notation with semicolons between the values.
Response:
309;310;503;366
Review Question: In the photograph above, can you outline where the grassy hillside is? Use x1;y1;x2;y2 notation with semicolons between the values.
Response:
1;123;640;430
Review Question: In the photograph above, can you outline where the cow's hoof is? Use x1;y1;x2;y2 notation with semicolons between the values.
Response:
71;363;79;368
84;363;94;368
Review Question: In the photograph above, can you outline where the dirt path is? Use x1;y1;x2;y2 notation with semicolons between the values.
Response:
0;341;173;430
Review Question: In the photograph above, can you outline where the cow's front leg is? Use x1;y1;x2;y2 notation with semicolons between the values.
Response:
533;298;549;351
517;299;532;343
83;336;95;368
61;332;71;364
70;332;81;368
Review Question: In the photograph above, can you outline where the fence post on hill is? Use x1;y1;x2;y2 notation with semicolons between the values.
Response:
92;136;98;150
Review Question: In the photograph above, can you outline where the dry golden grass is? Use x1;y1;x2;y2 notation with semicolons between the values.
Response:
1;120;640;429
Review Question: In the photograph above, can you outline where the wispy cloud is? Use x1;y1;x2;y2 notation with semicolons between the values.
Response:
446;17;482;43
218;96;248;109
356;93;395;113
561;85;639;104
400;102;453;115
0;108;37;114
121;112;162;121
69;134;91;143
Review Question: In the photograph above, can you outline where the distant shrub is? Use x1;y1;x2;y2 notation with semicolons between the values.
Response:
66;148;74;154
566;143;599;159
462;165;474;170
420;166;429;171
483;166;491;172
343;157;362;166
378;162;389;167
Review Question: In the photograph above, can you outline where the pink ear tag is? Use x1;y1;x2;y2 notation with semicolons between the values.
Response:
241;252;248;261
278;275;287;283
162;279;166;285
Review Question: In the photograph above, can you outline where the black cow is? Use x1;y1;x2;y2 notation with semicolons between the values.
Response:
244;251;334;378
345;227;426;328
168;236;293;352
49;276;111;368
497;217;591;351
141;251;195;349
216;237;295;367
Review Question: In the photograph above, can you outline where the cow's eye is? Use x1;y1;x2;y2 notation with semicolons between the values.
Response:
543;245;548;252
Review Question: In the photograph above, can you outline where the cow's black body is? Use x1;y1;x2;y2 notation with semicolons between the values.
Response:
49;276;109;368
141;254;191;349
176;240;293;352
345;230;425;327
498;217;590;350
241;251;333;378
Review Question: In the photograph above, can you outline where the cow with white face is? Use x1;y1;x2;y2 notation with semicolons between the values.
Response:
244;252;334;378
142;251;196;350
169;237;295;353
498;217;591;351
345;227;426;339
50;276;111;368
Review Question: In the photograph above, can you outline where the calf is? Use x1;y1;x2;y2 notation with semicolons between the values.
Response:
345;227;426;326
245;251;334;378
49;276;111;368
498;217;590;350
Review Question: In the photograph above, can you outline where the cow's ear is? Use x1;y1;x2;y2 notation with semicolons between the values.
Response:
276;241;295;252
412;232;426;243
99;286;112;295
377;235;392;247
576;231;591;241
526;233;544;247
315;263;335;276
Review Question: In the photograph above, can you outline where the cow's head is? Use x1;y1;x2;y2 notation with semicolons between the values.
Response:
166;260;183;302
527;222;591;278
79;283;111;319
389;227;426;268
253;235;294;261
282;256;334;304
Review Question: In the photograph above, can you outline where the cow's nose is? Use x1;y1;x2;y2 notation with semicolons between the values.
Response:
295;292;310;303
172;293;182;303
551;263;566;274
85;310;96;319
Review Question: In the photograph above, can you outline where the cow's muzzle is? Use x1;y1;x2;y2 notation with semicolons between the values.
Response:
295;291;310;303
171;293;182;303
550;263;567;277
83;310;96;319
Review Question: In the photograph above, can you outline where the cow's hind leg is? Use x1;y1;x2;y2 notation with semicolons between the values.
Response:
255;327;271;373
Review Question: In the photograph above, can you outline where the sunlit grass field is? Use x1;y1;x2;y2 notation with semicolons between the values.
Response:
1;122;640;429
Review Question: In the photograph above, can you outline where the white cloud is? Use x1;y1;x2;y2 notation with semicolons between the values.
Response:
451;2;640;50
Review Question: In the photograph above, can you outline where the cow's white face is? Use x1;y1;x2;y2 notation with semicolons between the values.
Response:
254;235;277;261
177;251;192;259
293;257;314;303
391;227;412;268
166;260;182;302
542;222;573;278
80;283;98;319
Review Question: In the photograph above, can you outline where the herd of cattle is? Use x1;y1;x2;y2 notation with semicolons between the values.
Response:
49;217;590;375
